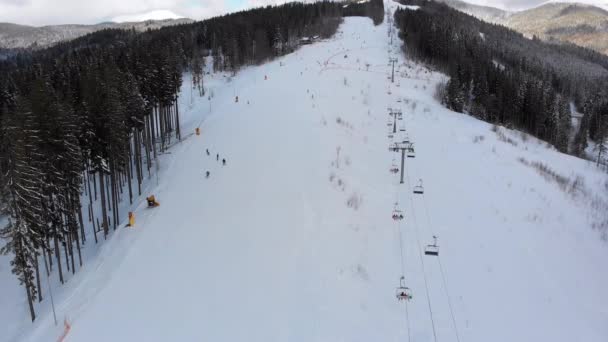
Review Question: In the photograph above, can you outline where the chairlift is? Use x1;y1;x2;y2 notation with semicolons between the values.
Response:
390;162;399;174
392;203;404;221
388;134;394;139
424;236;439;256
396;276;413;301
413;179;424;194
407;145;415;158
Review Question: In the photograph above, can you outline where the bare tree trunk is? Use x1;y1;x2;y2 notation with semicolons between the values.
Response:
127;136;133;204
25;282;36;322
53;236;64;284
67;228;75;275
34;254;42;302
175;98;181;141
73;207;83;267
99;173;109;239
63;239;70;273
152;107;158;159
77;199;85;244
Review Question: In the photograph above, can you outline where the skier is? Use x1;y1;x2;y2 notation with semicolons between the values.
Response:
222;158;226;166
206;171;210;178
206;149;210;156
216;153;219;161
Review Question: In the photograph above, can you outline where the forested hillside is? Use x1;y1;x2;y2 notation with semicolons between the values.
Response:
0;0;384;323
395;0;608;160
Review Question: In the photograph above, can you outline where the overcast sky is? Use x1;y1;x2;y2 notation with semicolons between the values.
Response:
0;0;606;26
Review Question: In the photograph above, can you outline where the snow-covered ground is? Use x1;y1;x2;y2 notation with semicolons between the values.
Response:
2;1;608;341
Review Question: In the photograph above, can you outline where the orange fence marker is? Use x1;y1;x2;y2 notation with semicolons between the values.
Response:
128;212;135;227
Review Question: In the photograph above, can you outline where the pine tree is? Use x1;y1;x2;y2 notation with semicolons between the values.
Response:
595;103;608;167
0;95;46;322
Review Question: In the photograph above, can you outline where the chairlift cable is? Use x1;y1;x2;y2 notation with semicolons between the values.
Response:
408;139;463;342
421;187;462;342
404;167;439;342
437;255;462;342
394;203;412;342
405;301;412;342
396;201;406;277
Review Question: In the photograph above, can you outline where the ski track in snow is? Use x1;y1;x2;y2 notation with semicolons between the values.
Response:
2;1;608;341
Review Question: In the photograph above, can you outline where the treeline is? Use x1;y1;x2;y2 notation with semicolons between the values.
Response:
343;0;385;25
0;1;383;322
394;0;608;156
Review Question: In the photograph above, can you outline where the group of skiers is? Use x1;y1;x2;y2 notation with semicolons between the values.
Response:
205;148;226;178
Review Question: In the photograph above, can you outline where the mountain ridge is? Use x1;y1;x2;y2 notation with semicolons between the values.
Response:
0;17;194;50
437;0;608;55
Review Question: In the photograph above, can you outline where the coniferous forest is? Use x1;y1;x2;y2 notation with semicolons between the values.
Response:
395;0;608;157
0;0;384;322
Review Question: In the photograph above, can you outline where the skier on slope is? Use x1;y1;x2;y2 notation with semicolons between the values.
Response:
216;153;219;161
222;158;226;166
206;149;210;156
206;171;210;178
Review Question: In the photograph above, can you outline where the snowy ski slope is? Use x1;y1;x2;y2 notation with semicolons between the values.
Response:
2;1;608;341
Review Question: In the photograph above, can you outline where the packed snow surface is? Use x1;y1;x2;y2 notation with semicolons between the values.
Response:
2;1;608;341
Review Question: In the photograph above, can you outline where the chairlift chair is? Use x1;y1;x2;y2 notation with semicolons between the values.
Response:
392;210;404;221
390;162;399;174
413;179;424;194
396;276;413;301
424;236;439;256
407;145;415;158
392;203;404;221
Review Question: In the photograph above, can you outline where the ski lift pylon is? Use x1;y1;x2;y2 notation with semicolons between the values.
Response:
424;236;439;256
396;276;412;301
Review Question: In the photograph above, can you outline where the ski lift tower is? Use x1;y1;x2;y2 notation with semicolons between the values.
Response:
389;57;398;83
389;140;410;184
388;108;402;134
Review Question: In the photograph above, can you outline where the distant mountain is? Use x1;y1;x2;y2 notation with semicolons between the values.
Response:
505;3;608;55
435;0;512;23
439;0;608;55
0;18;194;50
